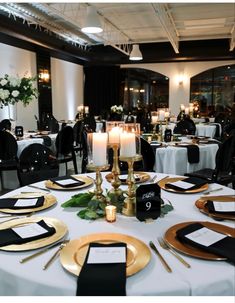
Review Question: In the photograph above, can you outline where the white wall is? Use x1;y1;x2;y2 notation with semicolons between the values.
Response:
122;60;235;115
51;58;84;121
0;42;38;130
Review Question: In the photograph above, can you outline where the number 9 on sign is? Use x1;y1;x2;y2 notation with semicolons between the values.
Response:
146;201;151;211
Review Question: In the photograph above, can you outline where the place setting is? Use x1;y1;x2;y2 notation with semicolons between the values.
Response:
164;220;235;263
158;176;208;194
0;216;68;251
45;175;94;191
0;192;57;215
195;195;235;221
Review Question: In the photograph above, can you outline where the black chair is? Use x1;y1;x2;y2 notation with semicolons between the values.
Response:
55;126;78;174
184;133;235;188
0;119;11;131
0;130;18;189
174;116;196;135
73;120;84;156
17;143;59;186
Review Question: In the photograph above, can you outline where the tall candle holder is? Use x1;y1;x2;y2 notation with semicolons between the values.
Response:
106;121;125;196
119;154;142;216
86;163;110;202
108;143;122;195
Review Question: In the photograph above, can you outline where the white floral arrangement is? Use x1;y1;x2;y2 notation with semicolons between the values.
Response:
110;105;123;114
0;74;38;108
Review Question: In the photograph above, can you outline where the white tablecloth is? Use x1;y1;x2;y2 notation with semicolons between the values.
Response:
195;124;217;138
155;143;219;175
0;172;234;296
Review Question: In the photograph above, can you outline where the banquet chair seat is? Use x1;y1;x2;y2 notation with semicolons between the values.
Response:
0;130;18;189
184;133;235;188
55;126;78;174
17;143;59;186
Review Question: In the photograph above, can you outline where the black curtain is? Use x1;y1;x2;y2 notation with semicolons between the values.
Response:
84;66;121;117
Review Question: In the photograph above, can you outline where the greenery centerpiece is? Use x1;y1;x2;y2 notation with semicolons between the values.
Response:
0;74;38;108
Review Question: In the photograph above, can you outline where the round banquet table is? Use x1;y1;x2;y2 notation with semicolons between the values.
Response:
0;172;234;296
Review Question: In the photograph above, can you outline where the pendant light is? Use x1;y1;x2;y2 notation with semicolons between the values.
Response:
81;6;103;34
129;44;143;61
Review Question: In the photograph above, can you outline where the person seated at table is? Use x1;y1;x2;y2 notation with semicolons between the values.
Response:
0;119;11;132
125;112;135;123
83;113;96;132
173;114;196;135
224;103;235;137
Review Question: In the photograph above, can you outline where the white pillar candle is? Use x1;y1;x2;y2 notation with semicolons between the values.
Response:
77;105;84;113
151;115;158;124
85;106;89;114
180;104;185;111
189;104;194;112
185;107;189;115
120;132;136;157
158;110;165;121
92;132;108;166
108;126;121;144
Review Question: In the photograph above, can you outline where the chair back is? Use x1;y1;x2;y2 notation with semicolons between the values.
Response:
17;143;59;186
0;119;12;131
73;120;84;145
56;126;74;156
215;133;235;176
173;118;196;135
138;137;155;172
0;131;18;160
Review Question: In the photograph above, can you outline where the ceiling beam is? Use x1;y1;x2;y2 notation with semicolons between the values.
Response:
151;3;179;54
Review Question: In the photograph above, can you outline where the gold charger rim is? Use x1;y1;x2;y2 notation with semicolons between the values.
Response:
45;175;94;191
0;216;68;251
105;172;151;185
164;221;234;260
60;233;151;277
195;197;235;221
0;194;57;214
158;177;208;194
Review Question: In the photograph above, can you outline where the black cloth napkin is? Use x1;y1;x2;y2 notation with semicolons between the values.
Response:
176;222;235;264
0;196;44;209
176;144;200;163
0;219;56;247
50;176;85;188
76;242;127;296
206;200;235;215
165;176;207;191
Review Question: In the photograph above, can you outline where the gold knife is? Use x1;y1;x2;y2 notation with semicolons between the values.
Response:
149;241;172;273
43;240;69;270
20;239;68;263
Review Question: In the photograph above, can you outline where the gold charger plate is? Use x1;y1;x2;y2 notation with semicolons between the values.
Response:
45;175;94;190
105;172;150;185
158;177;208;194
0;193;57;214
0;216;68;251
195;195;235;221
60;233;151;276
164;221;235;260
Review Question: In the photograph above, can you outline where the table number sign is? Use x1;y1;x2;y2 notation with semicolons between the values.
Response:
136;183;161;221
15;126;24;137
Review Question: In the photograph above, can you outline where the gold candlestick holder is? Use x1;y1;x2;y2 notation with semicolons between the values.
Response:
151;124;158;141
119;154;142;216
86;164;110;202
158;121;163;142
108;143;122;196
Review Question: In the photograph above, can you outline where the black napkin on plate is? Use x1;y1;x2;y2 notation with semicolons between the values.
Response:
119;171;140;182
50;176;85;188
176;222;235;264
176;144;200;163
0;196;44;209
165;177;207;191
206;200;235;215
76;242;127;296
0;219;56;247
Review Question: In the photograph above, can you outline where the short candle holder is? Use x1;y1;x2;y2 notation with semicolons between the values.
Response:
108;143;122;196
119;154;142;217
86;164;110;202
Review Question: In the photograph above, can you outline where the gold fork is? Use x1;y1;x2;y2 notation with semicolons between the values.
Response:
42;239;69;270
158;237;191;268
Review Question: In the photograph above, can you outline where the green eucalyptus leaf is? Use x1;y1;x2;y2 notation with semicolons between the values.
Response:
61;192;93;208
84;210;98;220
77;209;88;219
88;200;99;210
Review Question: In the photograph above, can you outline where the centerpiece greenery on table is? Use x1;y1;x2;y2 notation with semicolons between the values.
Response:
0;74;38;108
61;191;173;221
